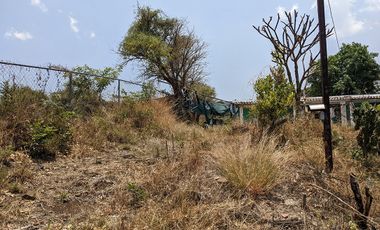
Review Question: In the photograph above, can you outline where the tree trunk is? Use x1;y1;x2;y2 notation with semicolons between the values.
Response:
172;87;192;121
293;90;303;118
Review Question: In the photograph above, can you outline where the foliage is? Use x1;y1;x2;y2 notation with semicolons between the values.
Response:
353;102;380;157
127;182;147;207
307;42;380;96
119;6;207;113
129;81;157;101
54;65;120;115
251;67;294;128
26;118;72;159
0;84;72;159
190;81;216;99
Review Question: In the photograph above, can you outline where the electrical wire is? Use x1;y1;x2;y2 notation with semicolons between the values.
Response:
327;0;340;49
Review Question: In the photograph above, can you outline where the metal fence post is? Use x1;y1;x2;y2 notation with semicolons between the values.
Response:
117;79;121;103
68;73;73;106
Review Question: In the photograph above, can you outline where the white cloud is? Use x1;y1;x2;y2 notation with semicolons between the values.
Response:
291;4;299;12
277;4;299;18
329;0;364;37
31;0;48;12
310;0;317;10
90;32;96;38
4;29;33;41
69;16;79;33
362;0;380;12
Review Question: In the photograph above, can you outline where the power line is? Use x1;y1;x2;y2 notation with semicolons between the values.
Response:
327;0;340;49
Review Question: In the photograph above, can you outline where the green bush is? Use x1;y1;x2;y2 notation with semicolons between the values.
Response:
251;67;294;128
127;182;147;207
27;119;71;159
0;84;72;159
353;102;380;157
52;65;120;116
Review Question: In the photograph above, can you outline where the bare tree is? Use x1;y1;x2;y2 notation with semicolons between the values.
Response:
253;10;333;112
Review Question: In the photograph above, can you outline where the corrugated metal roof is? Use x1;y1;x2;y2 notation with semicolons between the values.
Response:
234;101;254;105
301;94;380;105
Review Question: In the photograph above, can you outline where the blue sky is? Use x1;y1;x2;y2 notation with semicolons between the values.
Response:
1;0;380;100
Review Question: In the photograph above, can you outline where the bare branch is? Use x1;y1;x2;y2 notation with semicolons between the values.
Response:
253;10;333;110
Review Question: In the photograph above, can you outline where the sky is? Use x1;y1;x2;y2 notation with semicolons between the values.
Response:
1;0;380;101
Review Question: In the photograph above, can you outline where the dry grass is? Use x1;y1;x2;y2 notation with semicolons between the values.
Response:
5;152;33;183
1;97;380;229
212;134;288;195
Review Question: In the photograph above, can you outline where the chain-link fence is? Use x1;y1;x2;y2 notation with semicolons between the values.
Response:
0;61;167;103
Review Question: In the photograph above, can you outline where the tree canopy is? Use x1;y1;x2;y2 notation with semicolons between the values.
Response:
119;6;207;100
251;67;294;128
307;42;380;96
191;82;216;99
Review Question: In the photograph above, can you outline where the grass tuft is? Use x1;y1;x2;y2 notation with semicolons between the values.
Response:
212;134;287;195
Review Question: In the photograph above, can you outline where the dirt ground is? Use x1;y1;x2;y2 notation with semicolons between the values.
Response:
1;144;379;230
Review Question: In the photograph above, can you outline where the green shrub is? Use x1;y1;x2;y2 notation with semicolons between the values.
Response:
26;119;71;159
251;67;294;128
127;182;147;207
353;102;380;157
52;65;120;116
0;84;72;159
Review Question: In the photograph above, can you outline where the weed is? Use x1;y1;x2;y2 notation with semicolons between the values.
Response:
127;182;147;207
8;183;22;194
59;191;70;203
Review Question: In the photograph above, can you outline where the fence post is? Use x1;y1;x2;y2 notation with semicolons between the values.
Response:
68;73;73;106
117;79;121;103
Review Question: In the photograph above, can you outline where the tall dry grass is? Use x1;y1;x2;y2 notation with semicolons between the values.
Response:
71;99;180;155
212;134;288;195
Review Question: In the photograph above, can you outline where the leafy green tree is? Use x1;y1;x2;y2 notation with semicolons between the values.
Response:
119;6;207;116
191;82;216;99
353;102;380;157
251;67;294;128
307;43;380;96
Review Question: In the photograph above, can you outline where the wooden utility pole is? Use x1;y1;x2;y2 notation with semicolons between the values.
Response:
317;0;333;173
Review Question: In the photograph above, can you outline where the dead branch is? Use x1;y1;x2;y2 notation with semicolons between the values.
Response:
350;174;374;230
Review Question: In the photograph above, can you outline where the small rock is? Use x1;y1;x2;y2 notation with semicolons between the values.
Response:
284;198;298;206
280;213;289;219
214;176;228;183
